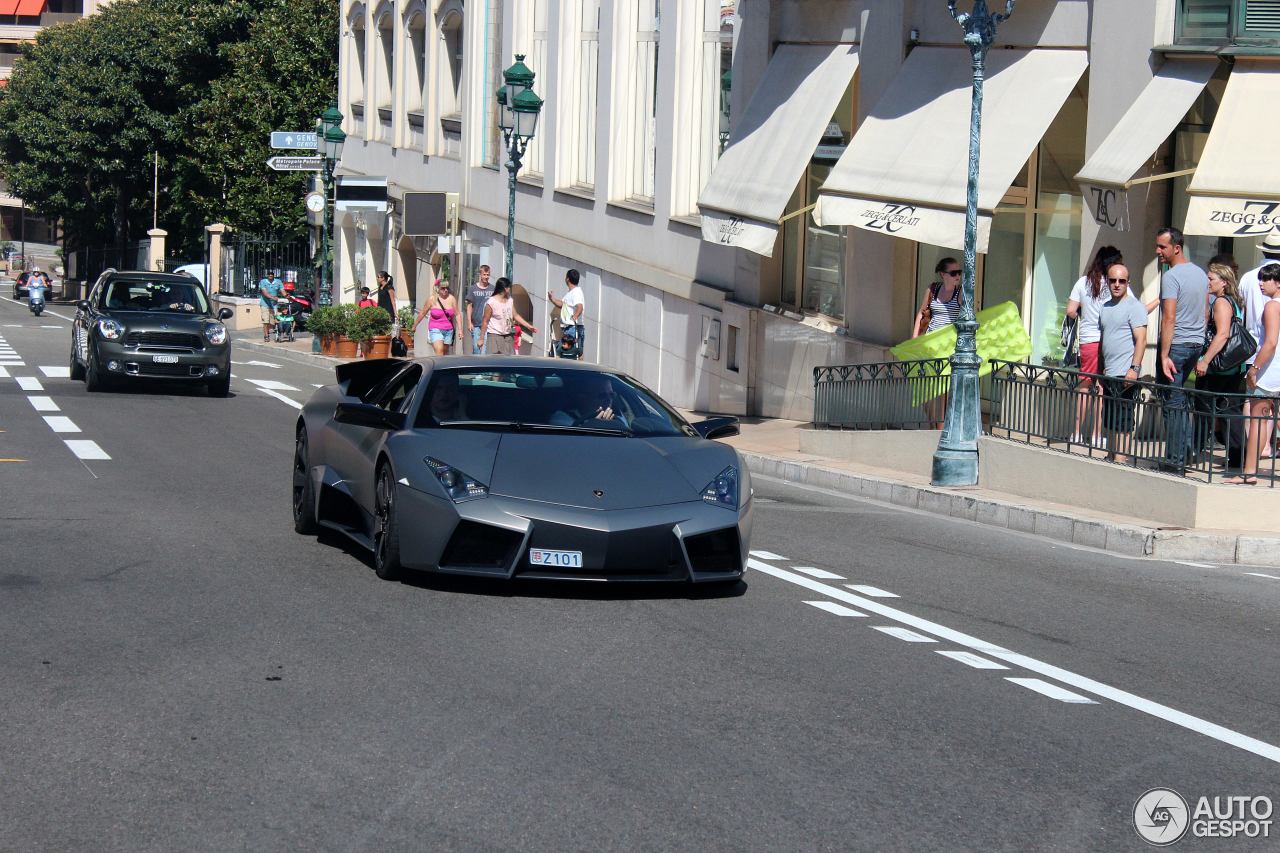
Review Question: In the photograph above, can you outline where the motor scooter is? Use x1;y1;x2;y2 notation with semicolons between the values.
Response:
27;280;46;317
285;288;313;331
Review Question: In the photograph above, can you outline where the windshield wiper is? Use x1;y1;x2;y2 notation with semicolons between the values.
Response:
516;422;632;437
434;419;521;430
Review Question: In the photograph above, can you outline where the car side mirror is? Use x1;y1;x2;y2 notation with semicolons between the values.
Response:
693;416;740;441
77;300;91;312
217;307;234;320
334;401;405;431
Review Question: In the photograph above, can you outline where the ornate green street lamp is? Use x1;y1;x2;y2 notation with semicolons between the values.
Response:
315;102;346;311
496;55;543;279
931;0;1015;487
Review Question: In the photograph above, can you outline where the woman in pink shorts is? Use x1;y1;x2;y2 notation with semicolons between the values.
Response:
1067;245;1122;445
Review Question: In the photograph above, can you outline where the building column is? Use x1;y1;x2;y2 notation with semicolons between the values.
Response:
205;223;228;295
147;228;167;272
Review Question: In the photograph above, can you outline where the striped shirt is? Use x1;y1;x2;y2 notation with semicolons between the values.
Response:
926;284;963;333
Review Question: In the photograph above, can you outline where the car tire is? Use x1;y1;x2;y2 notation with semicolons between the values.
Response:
84;347;109;392
292;428;318;535
373;464;403;581
68;337;85;381
207;373;231;398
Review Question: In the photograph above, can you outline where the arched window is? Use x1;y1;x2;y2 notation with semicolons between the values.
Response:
346;3;368;136
437;1;464;120
403;5;428;147
373;4;395;141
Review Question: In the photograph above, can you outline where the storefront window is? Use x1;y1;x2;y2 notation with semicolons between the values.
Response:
801;163;845;319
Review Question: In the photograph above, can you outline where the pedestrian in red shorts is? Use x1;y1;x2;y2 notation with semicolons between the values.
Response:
1067;245;1123;445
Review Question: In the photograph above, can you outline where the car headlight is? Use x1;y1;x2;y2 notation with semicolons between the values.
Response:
701;466;739;511
204;323;227;345
96;318;124;340
425;456;489;502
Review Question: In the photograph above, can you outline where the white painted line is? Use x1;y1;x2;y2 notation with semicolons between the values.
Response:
64;440;109;460
792;567;846;580
1176;561;1216;569
38;366;71;378
846;584;899;598
312;383;323;388
936;650;1009;670
747;559;1280;765
872;625;936;643
0;363;26;368
245;378;300;392
42;416;80;433
0;366;8;378
238;359;282;369
258;387;303;410
40;324;61;329
748;550;787;561
2;324;20;327
27;396;59;412
14;376;42;391
804;600;867;618
1006;678;1097;705
1245;573;1280;581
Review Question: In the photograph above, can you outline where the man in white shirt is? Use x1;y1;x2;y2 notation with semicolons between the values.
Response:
549;268;585;360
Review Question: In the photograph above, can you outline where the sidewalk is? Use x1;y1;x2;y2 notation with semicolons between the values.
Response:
231;329;1280;565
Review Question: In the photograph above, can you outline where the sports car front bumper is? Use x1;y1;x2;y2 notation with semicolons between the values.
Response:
397;486;753;583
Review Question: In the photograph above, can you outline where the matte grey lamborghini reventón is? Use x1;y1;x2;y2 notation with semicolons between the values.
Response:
293;357;752;583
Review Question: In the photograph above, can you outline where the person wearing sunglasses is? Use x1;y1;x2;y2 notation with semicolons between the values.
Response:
912;257;964;429
1097;264;1149;465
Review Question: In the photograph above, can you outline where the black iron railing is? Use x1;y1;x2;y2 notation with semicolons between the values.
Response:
218;235;315;298
988;359;1277;485
813;359;952;430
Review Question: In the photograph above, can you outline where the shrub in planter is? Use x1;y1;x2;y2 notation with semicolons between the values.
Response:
334;304;359;358
353;305;394;358
306;305;341;354
396;306;416;345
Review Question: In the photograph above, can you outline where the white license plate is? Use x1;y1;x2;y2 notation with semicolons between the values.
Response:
151;355;179;364
529;549;583;568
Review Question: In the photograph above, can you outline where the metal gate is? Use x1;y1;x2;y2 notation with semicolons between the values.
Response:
217;234;315;297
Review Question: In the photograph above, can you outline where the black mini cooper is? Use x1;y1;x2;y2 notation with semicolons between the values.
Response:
71;269;235;396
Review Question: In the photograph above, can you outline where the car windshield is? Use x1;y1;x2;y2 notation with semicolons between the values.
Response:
415;367;696;438
100;279;209;314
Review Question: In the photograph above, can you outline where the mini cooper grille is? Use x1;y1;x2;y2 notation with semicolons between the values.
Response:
125;331;203;350
129;362;205;377
683;528;741;574
441;521;523;570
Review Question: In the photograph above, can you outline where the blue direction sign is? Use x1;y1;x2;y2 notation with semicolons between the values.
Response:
271;131;319;150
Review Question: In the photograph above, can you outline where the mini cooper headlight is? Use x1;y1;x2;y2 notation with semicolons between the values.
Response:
204;323;228;345
701;466;739;511
96;318;124;340
424;456;489;502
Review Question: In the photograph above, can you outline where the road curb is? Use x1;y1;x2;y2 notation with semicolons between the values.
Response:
740;450;1280;566
233;336;343;371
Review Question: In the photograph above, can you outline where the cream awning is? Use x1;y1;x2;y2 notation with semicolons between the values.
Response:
698;44;860;257
1185;59;1280;238
1073;58;1216;232
813;47;1087;253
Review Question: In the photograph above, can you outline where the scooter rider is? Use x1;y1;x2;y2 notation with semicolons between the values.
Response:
27;271;47;315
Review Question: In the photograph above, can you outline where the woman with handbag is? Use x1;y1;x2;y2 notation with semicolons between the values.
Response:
912;258;962;429
1196;263;1249;468
1066;245;1123;445
414;278;460;356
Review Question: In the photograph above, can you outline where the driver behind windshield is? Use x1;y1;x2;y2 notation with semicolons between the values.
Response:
550;374;629;429
151;286;197;312
428;371;469;422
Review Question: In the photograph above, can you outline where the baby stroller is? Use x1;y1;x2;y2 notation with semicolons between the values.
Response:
555;324;581;360
274;298;296;342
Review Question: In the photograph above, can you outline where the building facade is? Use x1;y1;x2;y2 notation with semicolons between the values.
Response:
333;0;1280;420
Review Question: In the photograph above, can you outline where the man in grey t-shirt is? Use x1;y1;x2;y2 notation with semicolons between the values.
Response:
464;264;492;354
1155;226;1208;468
1098;263;1148;464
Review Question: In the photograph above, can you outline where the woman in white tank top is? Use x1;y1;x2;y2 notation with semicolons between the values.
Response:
1231;263;1280;484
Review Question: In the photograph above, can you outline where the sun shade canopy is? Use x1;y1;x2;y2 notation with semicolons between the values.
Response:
813;47;1087;253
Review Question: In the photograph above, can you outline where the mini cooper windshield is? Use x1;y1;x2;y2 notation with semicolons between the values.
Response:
101;279;210;314
416;367;697;438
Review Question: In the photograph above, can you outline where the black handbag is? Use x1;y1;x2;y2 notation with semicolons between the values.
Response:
1205;303;1257;373
1060;314;1080;368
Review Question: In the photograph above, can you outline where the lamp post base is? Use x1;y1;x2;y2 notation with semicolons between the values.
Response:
931;447;979;487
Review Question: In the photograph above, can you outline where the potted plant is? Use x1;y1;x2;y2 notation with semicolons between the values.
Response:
334;303;359;359
397;305;416;349
353;305;394;358
307;305;340;355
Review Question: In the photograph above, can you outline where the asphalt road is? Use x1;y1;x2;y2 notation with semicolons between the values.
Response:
3;295;1280;851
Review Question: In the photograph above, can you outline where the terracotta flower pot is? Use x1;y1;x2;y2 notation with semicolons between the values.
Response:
335;336;358;359
320;334;337;356
400;330;414;349
364;335;392;359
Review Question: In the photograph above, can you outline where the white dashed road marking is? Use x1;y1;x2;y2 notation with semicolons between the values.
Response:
1245;573;1280;581
936;650;1010;670
43;416;80;433
38;366;70;378
804;601;866;618
1177;561;1217;569
14;377;42;391
257;387;303;410
238;359;282;369
748;550;788;561
872;625;936;643
748;558;1280;765
245;378;300;392
792;567;845;580
64;440;110;460
28;396;59;412
845;584;899;598
1006;678;1097;705
0;366;10;378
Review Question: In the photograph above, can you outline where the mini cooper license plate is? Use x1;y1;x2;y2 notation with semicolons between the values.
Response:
529;549;583;568
152;355;179;364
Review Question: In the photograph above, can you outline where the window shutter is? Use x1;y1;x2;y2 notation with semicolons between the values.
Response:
1244;0;1280;32
1180;0;1232;40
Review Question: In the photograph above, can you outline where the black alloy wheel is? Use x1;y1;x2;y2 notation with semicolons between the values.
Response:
373;465;403;581
292;429;317;534
84;346;108;392
207;372;231;398
68;334;85;381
